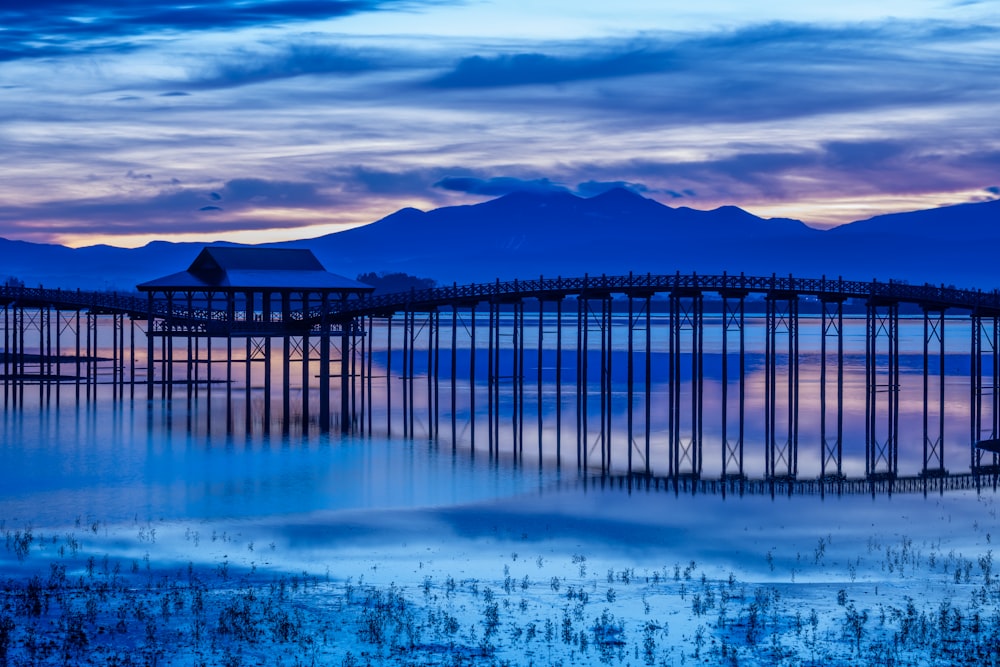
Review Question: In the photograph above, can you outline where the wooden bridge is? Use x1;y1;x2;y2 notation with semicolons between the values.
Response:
4;266;1000;495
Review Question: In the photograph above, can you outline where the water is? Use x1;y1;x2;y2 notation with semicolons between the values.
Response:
2;313;999;664
1;312;991;522
0;389;563;527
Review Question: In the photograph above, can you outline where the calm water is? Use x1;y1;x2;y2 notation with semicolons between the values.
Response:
0;387;564;527
0;311;989;529
4;312;1000;666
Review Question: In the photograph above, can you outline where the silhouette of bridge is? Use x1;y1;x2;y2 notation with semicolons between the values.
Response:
4;271;1000;495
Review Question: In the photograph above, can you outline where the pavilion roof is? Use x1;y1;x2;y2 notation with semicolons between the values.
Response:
137;247;374;293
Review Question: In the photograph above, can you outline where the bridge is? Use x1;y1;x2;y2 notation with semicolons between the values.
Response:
3;271;1000;495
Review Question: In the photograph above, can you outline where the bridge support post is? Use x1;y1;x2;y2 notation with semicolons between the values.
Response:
820;296;845;480
865;297;899;479
130;318;136;400
204;292;214;416
595;295;607;472
644;294;651;476
452;305;459;448
244;333;253;434
669;288;703;479
971;311;999;471
385;314;392;436
721;290;746;479
627;294;635;476
85;311;94;401
487;302;494;454
359;314;367;437
537;298;544;465
164;293;175;402
623;289;652;478
554;296;563;468
432;309;441;440
408;309;417;438
263;294;273;432
469;304;477;452
41;306;50;404
146;293;155;401
281;292;291;435
74;308;81;401
366;315;374;437
515;300;524;460
184;292;194;407
2;303;8;402
401;309;409;438
300;293;310;431
347;317;356;435
922;307;947;477
115;312;124;400
579;294;589;470
602;294;612;473
318;293;330;433
765;289;798;480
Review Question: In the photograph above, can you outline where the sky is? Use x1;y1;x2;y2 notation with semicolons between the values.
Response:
1;0;998;248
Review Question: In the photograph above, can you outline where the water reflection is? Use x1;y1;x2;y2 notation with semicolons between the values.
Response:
2;312;998;490
0;385;562;526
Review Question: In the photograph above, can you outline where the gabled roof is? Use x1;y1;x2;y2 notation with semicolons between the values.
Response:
137;247;374;293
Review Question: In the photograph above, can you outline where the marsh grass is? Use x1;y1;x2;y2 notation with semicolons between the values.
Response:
1;515;1000;666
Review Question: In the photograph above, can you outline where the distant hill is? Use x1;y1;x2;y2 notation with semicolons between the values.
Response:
1;189;997;291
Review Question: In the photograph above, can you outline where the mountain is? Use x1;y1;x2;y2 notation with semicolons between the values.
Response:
280;188;825;285
1;188;997;291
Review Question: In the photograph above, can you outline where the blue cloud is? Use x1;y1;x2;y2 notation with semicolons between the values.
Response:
574;180;650;197
419;20;1000;133
0;178;333;235
429;49;675;88
0;0;450;61
434;176;569;196
193;44;384;88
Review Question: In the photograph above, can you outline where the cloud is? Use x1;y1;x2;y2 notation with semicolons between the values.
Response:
333;166;445;195
216;178;326;204
416;20;1000;129
434;176;569;196
425;21;983;89
574;180;651;197
2;11;999;243
564;141;1000;206
193;44;387;88
429;49;675;88
0;0;451;61
0;178;335;236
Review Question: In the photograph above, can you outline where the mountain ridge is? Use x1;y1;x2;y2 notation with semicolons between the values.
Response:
1;189;996;291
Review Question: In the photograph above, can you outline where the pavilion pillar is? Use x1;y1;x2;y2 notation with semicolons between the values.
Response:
146;291;155;400
263;290;272;431
341;294;351;434
319;293;331;432
301;291;310;428
282;291;291;434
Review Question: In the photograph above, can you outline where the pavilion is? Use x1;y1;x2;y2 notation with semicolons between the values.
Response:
137;247;373;425
137;246;373;335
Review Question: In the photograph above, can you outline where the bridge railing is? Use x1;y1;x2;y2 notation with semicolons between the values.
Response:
0;285;149;315
329;272;1000;319
5;274;1000;324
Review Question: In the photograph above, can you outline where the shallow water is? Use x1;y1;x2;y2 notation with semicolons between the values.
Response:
3;315;1000;664
0;392;566;529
